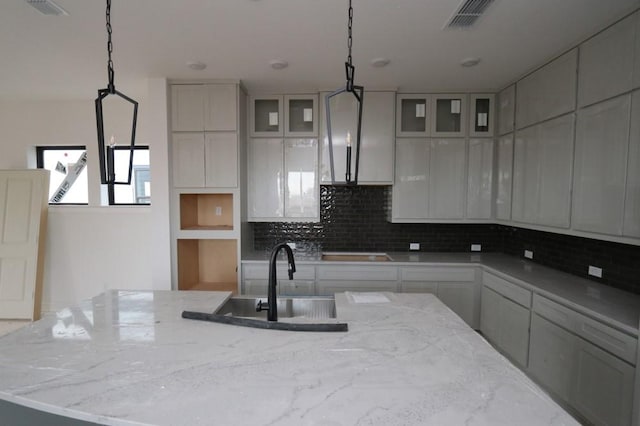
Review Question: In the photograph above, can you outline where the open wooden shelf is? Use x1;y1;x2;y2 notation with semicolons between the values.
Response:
180;193;234;230
177;239;237;294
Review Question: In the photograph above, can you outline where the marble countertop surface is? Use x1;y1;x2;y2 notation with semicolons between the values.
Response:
243;251;640;335
0;290;578;426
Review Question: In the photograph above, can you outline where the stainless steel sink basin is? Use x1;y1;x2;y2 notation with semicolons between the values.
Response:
321;252;392;262
215;297;337;319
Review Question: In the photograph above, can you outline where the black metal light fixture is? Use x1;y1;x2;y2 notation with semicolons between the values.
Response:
325;0;364;185
95;0;138;185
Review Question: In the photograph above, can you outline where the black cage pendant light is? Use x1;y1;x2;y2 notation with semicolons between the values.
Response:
325;0;364;185
95;0;138;185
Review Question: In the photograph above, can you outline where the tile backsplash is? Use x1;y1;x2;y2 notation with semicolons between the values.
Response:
252;185;640;294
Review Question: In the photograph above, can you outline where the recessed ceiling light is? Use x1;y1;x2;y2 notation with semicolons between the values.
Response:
460;57;481;67
371;58;390;68
269;60;288;70
187;61;207;71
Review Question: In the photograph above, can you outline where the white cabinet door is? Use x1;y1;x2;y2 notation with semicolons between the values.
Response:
204;84;237;131
635;11;640;90
571;338;635;426
624;90;640;237
528;314;576;401
247;138;284;220
467;139;493;219
428;139;466;219
573;95;631;235
392;138;429;220
171;85;204;131
284;139;318;219
0;170;49;320
496;134;514;220
400;281;438;294
512;115;574;227
172;133;205;187
321;91;394;184
480;285;501;344
497;85;515;135
437;282;478;329
498;296;531;368
578;15;636;108
516;49;577;129
204;132;237;188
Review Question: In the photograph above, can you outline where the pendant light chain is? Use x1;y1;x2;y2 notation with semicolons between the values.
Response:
347;0;353;68
106;0;115;92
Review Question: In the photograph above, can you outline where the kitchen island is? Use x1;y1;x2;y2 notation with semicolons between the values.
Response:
0;290;578;425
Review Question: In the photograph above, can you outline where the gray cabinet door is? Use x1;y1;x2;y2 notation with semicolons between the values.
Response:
480;286;501;344
498;296;530;368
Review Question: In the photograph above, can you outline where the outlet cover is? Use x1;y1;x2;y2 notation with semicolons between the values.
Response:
524;250;533;259
471;244;481;252
215;206;222;216
409;243;420;251
588;265;603;278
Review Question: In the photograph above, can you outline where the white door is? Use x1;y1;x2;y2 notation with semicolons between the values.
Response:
0;170;49;320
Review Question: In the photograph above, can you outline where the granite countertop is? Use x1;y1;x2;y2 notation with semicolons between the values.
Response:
243;251;640;335
0;290;578;426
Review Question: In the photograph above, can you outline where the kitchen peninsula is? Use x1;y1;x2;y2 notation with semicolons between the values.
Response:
0;290;578;425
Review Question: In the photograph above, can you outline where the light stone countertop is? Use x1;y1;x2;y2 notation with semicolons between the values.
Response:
0;290;579;426
243;251;640;335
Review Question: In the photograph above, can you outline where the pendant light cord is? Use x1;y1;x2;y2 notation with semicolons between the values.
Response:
106;0;115;93
345;0;355;92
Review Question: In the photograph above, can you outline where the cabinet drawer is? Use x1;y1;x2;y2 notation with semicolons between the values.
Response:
317;265;398;281
483;272;532;308
317;281;398;296
533;294;637;365
242;264;315;280
401;267;475;282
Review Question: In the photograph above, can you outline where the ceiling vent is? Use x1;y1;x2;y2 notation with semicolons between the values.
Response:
446;0;494;28
26;0;69;16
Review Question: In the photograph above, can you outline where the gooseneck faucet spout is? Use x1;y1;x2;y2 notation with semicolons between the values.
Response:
259;243;296;321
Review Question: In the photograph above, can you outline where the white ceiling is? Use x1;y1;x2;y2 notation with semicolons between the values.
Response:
1;0;639;100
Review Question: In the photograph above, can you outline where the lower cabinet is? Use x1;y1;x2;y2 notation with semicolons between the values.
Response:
241;264;315;296
480;273;532;369
316;265;399;296
529;294;637;426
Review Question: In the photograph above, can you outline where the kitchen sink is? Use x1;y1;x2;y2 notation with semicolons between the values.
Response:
321;252;392;262
214;296;337;319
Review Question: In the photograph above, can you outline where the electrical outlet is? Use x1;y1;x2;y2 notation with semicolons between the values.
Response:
287;242;296;250
215;206;222;216
409;243;420;251
524;250;533;259
471;244;481;252
588;265;603;278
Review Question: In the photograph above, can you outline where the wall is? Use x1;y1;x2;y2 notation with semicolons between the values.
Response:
0;79;172;312
253;185;640;295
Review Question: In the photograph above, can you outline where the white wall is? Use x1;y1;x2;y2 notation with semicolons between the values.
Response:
0;78;172;311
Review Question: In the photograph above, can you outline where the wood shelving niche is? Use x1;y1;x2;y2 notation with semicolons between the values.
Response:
180;193;233;231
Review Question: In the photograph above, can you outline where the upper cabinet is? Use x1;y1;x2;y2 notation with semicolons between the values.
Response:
467;139;494;219
172;84;237;132
430;94;468;137
578;14;636;108
573;95;631;235
320;91;395;184
497;85;515;136
469;94;495;137
516;49;577;129
250;94;318;138
634;12;640;89
396;94;430;137
495;134;514;221
624;89;640;237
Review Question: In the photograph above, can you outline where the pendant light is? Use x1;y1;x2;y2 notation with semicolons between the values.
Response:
325;0;364;185
95;0;138;185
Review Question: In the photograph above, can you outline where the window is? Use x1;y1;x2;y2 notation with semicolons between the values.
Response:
107;146;151;205
36;146;89;204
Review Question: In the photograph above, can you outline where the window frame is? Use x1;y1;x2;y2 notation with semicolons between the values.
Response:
107;145;151;206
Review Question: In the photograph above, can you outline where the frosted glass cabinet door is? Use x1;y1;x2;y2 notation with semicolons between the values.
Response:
469;94;494;137
430;94;467;137
248;138;284;220
392;138;429;220
204;132;237;188
497;85;515;136
250;96;283;137
396;94;430;137
578;15;635;108
623;90;640;237
496;134;514;220
284;139;319;219
467;139;494;219
172;133;205;187
428;139;466;219
516;49;577;129
573;95;631;235
284;95;318;137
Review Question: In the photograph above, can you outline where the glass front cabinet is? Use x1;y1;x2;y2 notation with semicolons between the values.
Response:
431;94;468;137
396;94;430;137
469;94;495;137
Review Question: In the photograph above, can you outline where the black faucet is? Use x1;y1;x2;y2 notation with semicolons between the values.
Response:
257;243;296;321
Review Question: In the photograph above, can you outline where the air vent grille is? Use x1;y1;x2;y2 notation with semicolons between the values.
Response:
26;0;69;16
447;0;494;28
